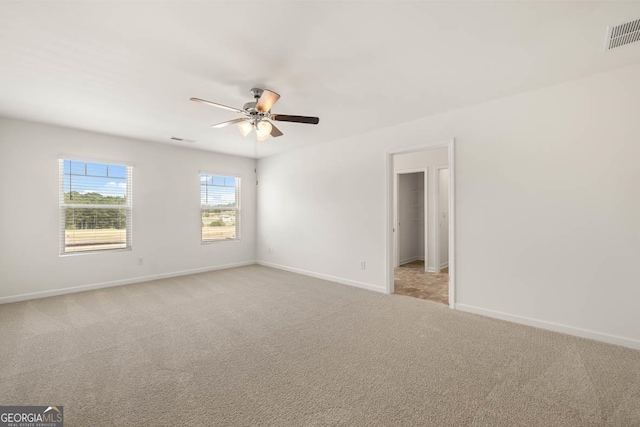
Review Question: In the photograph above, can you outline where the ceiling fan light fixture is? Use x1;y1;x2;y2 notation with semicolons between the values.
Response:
255;120;272;140
190;87;319;141
237;121;253;137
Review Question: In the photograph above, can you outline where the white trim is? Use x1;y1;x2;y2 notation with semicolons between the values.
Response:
386;138;456;310
440;262;449;269
448;141;456;309
394;172;399;269
456;304;640;351
59;247;132;257
424;170;429;273
257;261;386;294
433;167;439;274
386;150;393;293
0;261;256;305
395;167;429;174
433;165;449;275
399;256;422;265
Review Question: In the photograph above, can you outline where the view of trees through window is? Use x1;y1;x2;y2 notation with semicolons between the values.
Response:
201;174;240;242
60;160;131;253
60;164;238;251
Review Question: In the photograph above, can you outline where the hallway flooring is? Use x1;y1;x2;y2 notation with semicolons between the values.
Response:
394;260;449;304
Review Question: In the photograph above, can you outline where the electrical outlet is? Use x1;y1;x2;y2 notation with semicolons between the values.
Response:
360;261;366;270
268;247;274;254
137;258;144;266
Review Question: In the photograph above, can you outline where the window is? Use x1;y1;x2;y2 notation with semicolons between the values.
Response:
200;173;240;242
59;159;132;254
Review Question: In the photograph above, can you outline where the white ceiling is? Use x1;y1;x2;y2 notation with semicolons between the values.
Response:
1;2;639;158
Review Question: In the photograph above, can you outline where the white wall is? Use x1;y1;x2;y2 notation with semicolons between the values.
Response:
0;118;256;301
394;148;448;171
257;63;640;348
397;172;424;265
395;147;448;270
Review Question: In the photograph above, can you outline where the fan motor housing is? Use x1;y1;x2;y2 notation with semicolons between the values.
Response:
243;101;257;112
243;101;268;124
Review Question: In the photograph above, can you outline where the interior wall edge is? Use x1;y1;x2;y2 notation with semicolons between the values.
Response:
256;261;386;294
0;261;257;305
456;304;640;351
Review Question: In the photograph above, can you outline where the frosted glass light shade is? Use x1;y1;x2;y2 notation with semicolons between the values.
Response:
237;121;253;137
255;121;272;141
256;121;272;135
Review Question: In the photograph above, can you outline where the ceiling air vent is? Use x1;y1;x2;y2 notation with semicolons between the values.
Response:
170;137;196;143
605;18;640;50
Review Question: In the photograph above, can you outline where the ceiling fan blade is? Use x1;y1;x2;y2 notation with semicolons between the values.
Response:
256;89;280;112
190;97;244;114
211;118;248;128
271;114;319;125
268;121;283;137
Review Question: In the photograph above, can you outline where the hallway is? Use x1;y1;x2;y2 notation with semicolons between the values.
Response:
394;260;448;304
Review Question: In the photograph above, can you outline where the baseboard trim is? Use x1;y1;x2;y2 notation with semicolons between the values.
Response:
0;261;256;304
456;303;640;351
440;262;449;269
256;261;386;294
399;256;422;265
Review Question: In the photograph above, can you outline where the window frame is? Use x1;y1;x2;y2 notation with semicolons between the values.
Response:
200;172;241;244
59;158;133;255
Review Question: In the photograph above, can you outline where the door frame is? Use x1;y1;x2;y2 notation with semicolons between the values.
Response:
433;165;450;274
394;168;428;269
385;138;456;309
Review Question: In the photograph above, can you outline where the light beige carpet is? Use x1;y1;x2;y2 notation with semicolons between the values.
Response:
1;265;639;426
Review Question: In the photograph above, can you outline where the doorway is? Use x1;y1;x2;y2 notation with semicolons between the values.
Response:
396;171;425;268
387;140;455;308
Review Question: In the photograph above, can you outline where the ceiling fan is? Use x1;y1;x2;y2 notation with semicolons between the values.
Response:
190;88;319;141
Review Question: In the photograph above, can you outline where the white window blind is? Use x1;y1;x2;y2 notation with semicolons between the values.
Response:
59;159;132;254
200;174;240;242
